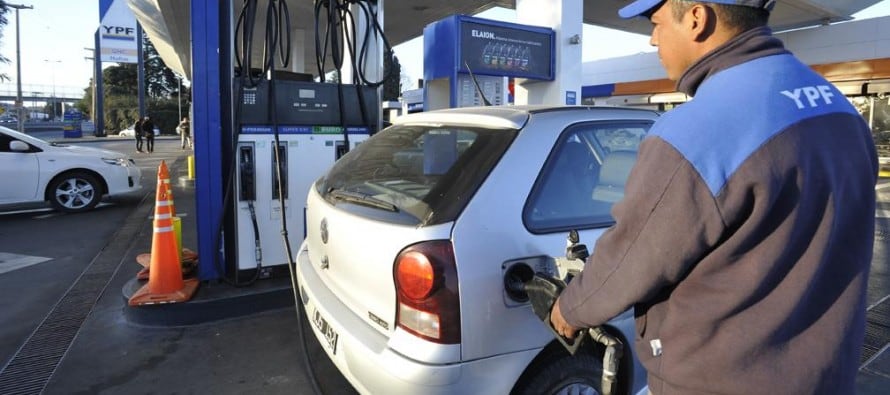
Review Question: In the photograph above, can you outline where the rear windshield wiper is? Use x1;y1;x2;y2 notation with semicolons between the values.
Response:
327;188;398;212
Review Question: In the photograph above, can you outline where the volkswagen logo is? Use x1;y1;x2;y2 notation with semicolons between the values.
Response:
320;218;328;244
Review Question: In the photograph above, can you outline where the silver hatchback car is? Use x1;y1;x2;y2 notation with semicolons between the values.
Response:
297;105;659;394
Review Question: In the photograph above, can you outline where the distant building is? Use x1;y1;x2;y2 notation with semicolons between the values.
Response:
29;112;49;121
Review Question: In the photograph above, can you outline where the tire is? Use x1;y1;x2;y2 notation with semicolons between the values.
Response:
48;172;102;213
514;352;604;395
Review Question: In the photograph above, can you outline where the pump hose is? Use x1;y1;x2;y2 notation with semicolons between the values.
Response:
315;0;397;143
314;0;395;86
218;2;322;393
247;200;262;273
212;0;277;288
260;2;327;395
211;0;264;288
588;326;622;395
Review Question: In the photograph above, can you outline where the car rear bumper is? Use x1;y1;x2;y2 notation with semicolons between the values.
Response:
296;245;535;394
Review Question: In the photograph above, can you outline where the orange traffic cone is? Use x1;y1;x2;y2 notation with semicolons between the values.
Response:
129;178;198;306
158;160;175;217
136;161;197;280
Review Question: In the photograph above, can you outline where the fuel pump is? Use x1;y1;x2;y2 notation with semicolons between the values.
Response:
234;142;265;280
237;143;256;201
211;1;392;393
228;0;387;281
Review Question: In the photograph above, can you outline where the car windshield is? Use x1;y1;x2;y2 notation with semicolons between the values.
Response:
318;124;518;226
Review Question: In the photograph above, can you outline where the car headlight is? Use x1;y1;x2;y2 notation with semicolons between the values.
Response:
102;157;131;167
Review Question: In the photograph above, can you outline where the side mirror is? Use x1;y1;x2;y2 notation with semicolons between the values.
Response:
10;140;29;152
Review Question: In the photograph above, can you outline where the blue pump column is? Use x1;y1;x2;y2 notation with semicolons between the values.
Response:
192;0;225;281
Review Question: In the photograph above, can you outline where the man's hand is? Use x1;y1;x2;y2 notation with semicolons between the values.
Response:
550;297;580;339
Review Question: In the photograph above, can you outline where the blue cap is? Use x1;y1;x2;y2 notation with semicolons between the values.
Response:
618;0;775;19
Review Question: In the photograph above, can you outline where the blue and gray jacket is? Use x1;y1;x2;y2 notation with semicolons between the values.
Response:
560;26;877;395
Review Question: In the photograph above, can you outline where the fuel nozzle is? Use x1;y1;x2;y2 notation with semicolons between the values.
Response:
524;273;587;355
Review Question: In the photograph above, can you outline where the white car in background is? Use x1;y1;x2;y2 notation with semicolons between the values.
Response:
0;126;142;213
118;124;159;137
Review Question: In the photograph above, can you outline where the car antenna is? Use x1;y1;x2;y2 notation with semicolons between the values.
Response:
464;61;492;106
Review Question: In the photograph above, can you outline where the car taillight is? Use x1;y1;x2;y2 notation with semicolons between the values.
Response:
396;251;435;299
394;240;460;344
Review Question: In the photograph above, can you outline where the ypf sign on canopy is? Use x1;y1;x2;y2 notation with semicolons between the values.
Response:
99;0;138;63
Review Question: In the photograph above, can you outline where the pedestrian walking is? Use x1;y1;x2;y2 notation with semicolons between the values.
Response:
549;1;877;394
142;116;156;153
133;118;144;153
178;116;192;149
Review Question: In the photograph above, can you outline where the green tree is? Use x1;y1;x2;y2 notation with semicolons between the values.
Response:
104;64;138;96
73;79;91;115
43;101;60;118
326;70;340;83
143;34;178;98
382;52;401;101
76;35;183;134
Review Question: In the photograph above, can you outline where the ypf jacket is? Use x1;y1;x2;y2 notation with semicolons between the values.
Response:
559;27;877;395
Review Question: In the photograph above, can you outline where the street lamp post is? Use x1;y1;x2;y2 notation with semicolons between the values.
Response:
177;74;183;121
44;59;61;120
9;3;34;133
84;48;95;125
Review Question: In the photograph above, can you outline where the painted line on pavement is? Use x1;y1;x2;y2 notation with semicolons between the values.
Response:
869;294;890;311
0;252;52;275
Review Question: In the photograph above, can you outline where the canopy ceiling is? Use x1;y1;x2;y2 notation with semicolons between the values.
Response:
127;0;883;82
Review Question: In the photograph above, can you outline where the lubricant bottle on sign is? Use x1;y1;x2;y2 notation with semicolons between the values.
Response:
494;43;503;67
521;46;530;71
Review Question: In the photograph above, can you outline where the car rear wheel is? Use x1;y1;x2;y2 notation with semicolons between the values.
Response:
48;172;102;213
514;352;604;395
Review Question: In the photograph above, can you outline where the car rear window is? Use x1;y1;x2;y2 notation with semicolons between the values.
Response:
317;124;518;226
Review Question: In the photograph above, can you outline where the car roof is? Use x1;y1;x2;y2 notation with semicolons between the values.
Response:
391;105;659;130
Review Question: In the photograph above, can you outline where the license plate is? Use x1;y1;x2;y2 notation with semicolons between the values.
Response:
312;308;339;355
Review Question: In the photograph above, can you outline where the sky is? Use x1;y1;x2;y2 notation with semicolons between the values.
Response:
1;0;890;95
